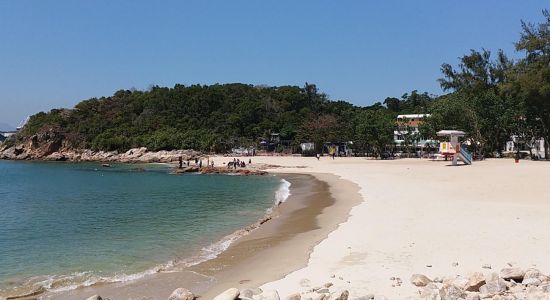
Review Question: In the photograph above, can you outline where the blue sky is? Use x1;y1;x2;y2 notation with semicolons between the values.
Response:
0;1;548;126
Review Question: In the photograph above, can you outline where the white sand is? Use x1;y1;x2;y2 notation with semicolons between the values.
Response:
213;157;550;299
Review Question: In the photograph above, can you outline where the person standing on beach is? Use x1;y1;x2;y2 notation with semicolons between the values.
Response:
178;156;183;168
316;153;320;160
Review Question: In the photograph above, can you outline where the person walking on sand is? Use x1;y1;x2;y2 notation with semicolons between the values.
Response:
316;153;320;160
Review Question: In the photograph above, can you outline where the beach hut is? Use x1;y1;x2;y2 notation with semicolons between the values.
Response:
437;130;472;165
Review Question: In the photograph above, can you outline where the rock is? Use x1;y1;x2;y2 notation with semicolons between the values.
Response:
439;284;466;299
86;295;102;300
452;262;459;267
316;289;330;294
323;283;333;288
464;293;480;300
241;289;255;299
500;267;525;281
285;293;301;300
249;288;263;295
485;272;500;283
479;279;507;295
300;279;311;287
523;278;542;286
46;152;66;161
465;272;486;292
522;269;544;286
482;264;492;269
419;286;440;299
510;284;526;293
168;288;195;300
255;290;280;300
213;288;239;300
411;274;433;287
331;290;349;300
365;294;376;300
448;277;469;290
311;294;328;300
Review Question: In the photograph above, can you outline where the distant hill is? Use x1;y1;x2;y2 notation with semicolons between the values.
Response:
12;83;370;153
4;83;432;157
0;122;15;132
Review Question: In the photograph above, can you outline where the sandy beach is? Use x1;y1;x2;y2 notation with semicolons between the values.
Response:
206;156;550;299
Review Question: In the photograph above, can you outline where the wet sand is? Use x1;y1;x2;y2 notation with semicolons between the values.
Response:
47;173;361;300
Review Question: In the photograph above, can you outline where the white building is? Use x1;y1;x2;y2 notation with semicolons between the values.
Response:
504;136;546;159
393;114;431;144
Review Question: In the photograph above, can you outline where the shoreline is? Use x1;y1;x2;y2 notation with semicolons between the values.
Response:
43;171;361;300
196;172;362;299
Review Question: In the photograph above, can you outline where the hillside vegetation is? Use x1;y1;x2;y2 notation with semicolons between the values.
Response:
11;79;436;155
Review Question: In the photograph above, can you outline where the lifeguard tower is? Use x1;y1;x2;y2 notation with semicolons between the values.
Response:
437;130;472;165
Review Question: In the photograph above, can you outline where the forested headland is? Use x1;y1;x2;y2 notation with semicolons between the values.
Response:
3;10;550;159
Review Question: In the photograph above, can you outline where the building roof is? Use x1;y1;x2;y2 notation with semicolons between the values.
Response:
397;114;431;119
437;130;465;137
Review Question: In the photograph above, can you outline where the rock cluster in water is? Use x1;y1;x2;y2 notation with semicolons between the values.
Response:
173;166;267;176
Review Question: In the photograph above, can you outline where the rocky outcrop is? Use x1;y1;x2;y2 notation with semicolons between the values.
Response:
0;145;201;163
194;265;549;300
411;265;550;300
192;166;267;176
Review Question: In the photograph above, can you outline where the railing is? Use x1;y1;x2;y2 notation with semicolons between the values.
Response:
459;146;472;164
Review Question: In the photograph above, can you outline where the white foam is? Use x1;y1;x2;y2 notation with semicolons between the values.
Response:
275;178;291;205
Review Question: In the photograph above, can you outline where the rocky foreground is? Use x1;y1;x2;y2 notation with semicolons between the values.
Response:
80;265;550;300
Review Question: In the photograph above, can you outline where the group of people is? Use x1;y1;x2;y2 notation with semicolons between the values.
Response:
315;152;337;160
227;158;251;169
178;156;214;169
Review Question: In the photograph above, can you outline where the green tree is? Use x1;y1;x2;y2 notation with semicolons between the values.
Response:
355;109;395;158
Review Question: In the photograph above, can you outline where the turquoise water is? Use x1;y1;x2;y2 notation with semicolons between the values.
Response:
0;161;285;295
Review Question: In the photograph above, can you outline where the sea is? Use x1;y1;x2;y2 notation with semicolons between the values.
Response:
0;160;290;297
